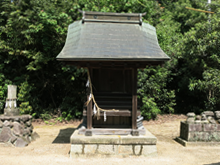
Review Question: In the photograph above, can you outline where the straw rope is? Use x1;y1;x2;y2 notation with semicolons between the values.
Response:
185;7;214;14
85;68;118;120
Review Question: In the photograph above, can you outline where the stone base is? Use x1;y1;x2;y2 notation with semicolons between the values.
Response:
70;129;157;157
4;108;19;116
176;137;220;147
180;121;220;142
0;115;39;147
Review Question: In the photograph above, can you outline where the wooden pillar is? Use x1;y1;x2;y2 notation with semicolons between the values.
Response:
87;95;92;129
132;68;138;136
86;68;92;136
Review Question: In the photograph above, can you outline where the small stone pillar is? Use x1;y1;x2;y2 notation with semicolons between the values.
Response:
4;85;19;116
215;111;220;123
186;112;195;124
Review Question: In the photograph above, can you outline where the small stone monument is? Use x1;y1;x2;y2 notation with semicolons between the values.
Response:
201;113;209;123
0;85;39;147
215;111;220;123
186;112;195;124
195;115;201;123
178;111;220;146
4;85;19;116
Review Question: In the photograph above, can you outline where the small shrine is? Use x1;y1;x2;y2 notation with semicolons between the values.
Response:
57;10;169;157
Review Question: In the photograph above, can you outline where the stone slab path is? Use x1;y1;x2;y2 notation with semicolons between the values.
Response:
0;116;220;165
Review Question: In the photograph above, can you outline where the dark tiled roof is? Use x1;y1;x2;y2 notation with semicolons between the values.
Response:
57;12;170;62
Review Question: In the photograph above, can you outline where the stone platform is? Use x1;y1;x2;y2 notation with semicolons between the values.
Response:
176;137;220;147
70;129;157;157
0;115;39;147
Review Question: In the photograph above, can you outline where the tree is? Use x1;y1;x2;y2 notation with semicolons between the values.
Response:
0;0;167;119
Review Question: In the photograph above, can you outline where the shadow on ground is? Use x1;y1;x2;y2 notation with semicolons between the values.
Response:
52;128;76;143
204;163;220;165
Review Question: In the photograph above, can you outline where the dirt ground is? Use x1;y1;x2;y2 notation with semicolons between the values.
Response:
0;114;220;165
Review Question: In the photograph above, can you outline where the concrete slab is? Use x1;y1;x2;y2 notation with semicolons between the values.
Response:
176;137;220;147
70;129;157;145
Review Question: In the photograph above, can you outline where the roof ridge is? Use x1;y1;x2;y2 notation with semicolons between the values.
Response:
79;10;146;25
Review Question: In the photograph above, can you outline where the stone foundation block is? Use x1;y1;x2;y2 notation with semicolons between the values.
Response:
189;124;202;132
216;125;220;131
98;145;117;155
118;145;133;155
133;145;141;155
210;132;220;141
188;132;197;141
199;132;210;141
84;145;98;154
203;124;216;132
71;144;83;154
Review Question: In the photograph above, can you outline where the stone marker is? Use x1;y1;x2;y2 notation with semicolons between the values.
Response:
201;114;209;124
187;112;195;118
186;112;195;124
4;85;19;116
202;111;214;118
195;115;201;123
0;85;38;147
0;120;3;128
215;111;220;122
207;116;216;124
195;115;201;121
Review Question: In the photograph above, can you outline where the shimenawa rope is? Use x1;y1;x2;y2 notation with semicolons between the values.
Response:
85;68;118;120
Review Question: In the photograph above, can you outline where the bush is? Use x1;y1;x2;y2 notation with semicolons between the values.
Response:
138;66;176;120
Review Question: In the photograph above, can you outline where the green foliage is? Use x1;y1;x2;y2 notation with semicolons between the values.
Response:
0;0;219;120
0;0;165;120
176;7;220;113
40;113;52;121
140;97;161;120
138;66;176;119
0;0;86;119
19;102;33;115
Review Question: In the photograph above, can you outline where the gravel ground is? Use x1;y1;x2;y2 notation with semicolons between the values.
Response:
0;115;220;165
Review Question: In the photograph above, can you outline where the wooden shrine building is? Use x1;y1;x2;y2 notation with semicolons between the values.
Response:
57;11;170;136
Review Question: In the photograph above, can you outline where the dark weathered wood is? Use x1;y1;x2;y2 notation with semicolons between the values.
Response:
85;130;92;136
132;129;139;136
83;110;141;117
87;81;92;130
78;128;146;135
132;68;137;130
